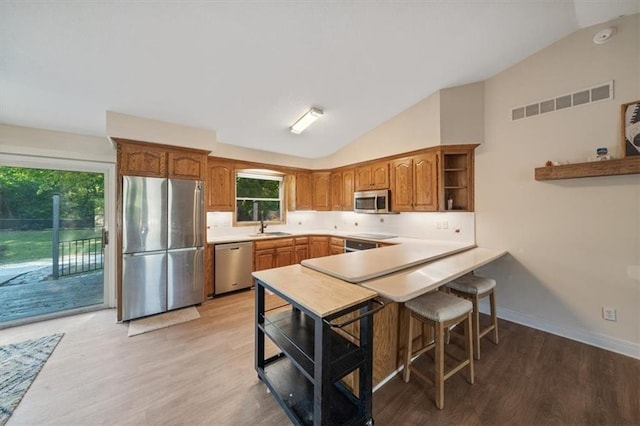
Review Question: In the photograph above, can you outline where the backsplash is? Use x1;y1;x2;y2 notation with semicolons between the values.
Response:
207;210;474;244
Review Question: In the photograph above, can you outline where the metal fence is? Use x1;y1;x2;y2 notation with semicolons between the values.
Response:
55;237;103;278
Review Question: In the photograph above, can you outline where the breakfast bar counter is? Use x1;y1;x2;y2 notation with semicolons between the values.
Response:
253;244;508;393
300;240;474;283
360;247;507;302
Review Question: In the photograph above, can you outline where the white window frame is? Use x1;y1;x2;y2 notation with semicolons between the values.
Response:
234;170;285;226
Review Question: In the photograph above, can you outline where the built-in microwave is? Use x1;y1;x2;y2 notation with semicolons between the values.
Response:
354;189;391;214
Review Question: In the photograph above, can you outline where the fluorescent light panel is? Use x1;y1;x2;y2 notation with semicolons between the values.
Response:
290;107;323;134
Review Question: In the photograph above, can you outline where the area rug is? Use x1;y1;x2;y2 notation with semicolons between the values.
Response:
128;306;200;337
0;333;64;426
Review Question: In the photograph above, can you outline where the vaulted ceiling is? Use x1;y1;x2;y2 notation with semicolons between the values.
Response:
1;1;638;158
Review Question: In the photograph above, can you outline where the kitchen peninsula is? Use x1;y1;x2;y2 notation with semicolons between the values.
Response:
253;240;507;425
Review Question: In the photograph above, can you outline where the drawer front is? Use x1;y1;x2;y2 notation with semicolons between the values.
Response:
254;237;294;250
330;237;344;246
294;237;309;245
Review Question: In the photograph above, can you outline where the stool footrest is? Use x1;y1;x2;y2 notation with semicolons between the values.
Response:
443;359;471;381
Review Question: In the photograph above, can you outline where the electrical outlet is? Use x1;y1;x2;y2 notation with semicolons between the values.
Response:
442;220;448;229
602;307;617;321
436;221;442;229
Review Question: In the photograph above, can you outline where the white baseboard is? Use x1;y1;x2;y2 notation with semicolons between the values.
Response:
478;302;640;360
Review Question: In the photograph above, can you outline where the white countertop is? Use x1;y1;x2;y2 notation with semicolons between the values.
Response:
207;229;416;244
300;240;474;283
210;228;505;304
360;247;507;302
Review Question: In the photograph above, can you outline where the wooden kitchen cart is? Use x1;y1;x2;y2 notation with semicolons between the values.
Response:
253;265;379;426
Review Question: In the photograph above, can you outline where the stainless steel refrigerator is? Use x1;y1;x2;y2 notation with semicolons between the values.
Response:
121;176;204;321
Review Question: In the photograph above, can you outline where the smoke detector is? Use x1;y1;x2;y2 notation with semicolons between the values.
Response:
593;27;616;44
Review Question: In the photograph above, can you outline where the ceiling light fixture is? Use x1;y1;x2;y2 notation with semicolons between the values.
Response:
290;107;323;134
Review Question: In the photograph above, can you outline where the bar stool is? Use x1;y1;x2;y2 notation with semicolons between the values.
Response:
402;290;474;410
447;273;498;360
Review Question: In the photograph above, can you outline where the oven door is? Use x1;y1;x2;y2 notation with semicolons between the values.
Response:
344;239;378;252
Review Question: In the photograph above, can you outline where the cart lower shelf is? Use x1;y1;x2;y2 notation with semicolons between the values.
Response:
258;356;370;426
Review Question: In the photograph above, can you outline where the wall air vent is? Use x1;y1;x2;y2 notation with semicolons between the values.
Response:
511;81;613;121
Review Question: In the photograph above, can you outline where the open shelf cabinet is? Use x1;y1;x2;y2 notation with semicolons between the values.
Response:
440;147;476;211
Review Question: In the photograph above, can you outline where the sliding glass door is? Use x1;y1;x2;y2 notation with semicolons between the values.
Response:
0;155;115;327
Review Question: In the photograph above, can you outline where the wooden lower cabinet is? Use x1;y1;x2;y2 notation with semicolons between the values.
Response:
275;245;294;267
309;236;329;258
205;244;214;298
339;301;399;391
338;300;434;391
330;237;344;255
294;237;310;263
254;238;296;271
254;249;276;271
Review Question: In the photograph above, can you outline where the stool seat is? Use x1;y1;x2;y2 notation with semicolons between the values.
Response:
447;274;496;294
406;290;473;322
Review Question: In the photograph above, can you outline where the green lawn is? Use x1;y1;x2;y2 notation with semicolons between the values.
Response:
0;229;101;264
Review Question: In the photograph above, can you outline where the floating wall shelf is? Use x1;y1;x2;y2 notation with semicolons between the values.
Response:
534;157;640;181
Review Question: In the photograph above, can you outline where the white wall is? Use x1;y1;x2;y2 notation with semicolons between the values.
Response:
440;81;484;145
106;111;314;169
106;111;216;153
207;210;474;244
0;123;115;162
313;91;442;169
476;14;640;358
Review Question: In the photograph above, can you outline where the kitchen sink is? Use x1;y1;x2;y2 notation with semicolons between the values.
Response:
249;231;292;237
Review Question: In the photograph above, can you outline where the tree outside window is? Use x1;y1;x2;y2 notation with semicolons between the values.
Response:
236;172;283;223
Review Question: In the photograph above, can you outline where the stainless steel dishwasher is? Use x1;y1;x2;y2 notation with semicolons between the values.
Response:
214;241;254;295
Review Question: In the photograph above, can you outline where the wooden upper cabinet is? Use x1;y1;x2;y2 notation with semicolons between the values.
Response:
390;157;414;211
342;169;355;211
206;158;235;211
330;172;343;211
312;171;331;211
355;161;389;191
118;142;166;177
390;153;438;212
168;151;207;180
114;138;209;180
413;152;438;212
294;171;313;211
330;169;354;211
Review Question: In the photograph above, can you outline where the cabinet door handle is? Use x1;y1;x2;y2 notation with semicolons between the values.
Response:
323;298;385;329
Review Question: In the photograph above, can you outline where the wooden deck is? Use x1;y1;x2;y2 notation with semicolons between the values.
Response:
0;269;103;324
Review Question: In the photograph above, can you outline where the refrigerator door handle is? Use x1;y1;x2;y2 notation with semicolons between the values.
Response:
167;247;200;253
123;250;166;257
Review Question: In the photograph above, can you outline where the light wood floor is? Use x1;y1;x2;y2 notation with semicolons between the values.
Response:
2;289;638;425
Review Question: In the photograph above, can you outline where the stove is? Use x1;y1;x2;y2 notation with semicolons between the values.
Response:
346;233;397;240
